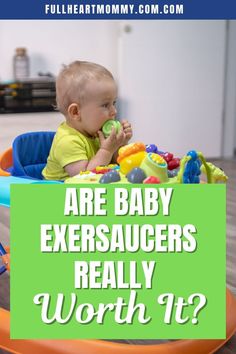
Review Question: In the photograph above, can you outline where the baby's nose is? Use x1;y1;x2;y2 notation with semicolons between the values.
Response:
110;106;117;117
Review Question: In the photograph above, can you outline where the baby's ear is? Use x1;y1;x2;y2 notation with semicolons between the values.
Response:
67;103;81;121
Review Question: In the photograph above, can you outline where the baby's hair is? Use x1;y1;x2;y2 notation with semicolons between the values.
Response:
56;60;114;115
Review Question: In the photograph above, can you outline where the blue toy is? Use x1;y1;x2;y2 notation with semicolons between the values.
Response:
127;167;147;184
183;150;201;184
99;170;121;184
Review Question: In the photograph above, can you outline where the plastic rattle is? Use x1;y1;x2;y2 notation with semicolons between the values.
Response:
102;120;121;138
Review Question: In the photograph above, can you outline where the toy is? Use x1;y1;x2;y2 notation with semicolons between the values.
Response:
145;144;166;155
143;176;161;184
117;142;147;174
168;168;180;178
102;120;121;137
65;147;228;186
161;152;180;171
201;162;228;183
100;170;121;183
182;150;201;184
177;151;212;184
92;164;118;174
126;167;147;183
146;144;158;154
140;153;169;183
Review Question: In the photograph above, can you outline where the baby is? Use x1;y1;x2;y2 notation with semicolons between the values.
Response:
42;61;132;180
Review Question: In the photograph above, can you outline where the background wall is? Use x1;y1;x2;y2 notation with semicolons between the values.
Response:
118;20;226;157
0;21;118;81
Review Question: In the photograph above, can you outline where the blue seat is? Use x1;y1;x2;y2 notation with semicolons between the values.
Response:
12;131;55;180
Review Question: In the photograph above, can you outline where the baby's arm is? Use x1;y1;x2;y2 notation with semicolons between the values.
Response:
65;128;126;177
65;149;112;176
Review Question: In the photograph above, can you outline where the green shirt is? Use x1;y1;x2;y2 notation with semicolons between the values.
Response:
42;122;100;180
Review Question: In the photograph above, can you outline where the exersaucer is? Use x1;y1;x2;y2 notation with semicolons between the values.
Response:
0;132;234;353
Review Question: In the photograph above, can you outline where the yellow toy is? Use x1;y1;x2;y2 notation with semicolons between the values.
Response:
117;142;146;174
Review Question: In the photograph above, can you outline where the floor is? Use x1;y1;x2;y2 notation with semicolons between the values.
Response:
211;159;236;354
0;158;236;353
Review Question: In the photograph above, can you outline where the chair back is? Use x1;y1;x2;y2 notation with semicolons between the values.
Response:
12;131;55;180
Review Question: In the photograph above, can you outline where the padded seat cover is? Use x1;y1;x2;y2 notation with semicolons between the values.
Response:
12;131;55;180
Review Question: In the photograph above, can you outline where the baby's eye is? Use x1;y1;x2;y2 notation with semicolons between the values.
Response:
113;101;117;106
102;103;109;108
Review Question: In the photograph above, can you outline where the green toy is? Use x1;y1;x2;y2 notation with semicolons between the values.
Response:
140;153;169;183
102;120;121;137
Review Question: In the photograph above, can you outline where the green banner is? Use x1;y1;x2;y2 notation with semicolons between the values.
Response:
10;184;226;339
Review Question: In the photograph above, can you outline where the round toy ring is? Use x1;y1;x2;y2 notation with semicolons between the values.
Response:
102;120;121;137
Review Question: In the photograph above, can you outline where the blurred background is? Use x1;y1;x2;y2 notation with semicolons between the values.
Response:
0;20;236;158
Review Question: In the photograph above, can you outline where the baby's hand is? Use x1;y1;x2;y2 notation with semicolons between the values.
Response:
121;120;133;145
98;128;126;155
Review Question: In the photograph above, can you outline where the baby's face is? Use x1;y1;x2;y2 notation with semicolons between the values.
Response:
79;78;117;137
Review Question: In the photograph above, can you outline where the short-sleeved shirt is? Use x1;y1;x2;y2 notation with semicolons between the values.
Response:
42;122;100;180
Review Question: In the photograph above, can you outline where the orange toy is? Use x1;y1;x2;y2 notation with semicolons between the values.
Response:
117;142;147;174
0;290;236;353
117;142;146;163
0;147;13;176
